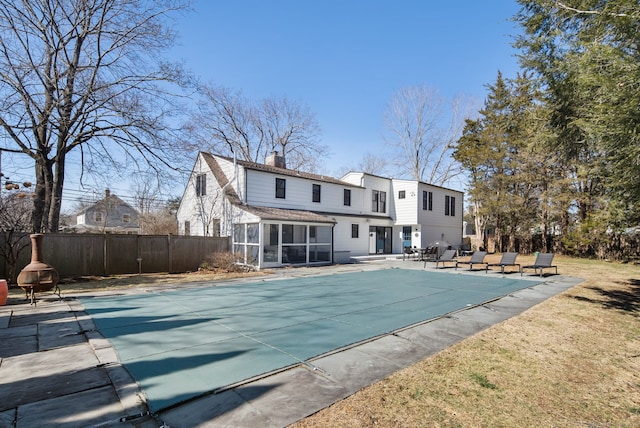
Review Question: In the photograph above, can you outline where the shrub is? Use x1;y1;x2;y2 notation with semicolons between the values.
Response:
199;251;244;273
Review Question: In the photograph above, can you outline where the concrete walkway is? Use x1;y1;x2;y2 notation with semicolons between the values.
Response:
0;260;583;428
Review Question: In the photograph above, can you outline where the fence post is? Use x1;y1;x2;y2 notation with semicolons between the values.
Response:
137;234;142;274
167;234;173;273
103;234;108;275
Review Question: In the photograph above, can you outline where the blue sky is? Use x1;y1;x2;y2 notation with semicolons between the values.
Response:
172;0;523;178
3;0;523;210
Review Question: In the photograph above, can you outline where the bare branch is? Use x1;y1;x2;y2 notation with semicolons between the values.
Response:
555;2;636;18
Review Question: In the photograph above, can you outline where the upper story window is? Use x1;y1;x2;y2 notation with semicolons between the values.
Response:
398;190;406;199
312;184;321;203
275;178;286;199
196;174;207;196
423;191;433;211
372;190;386;213
122;213;131;223
445;195;456;216
95;212;103;222
343;189;351;206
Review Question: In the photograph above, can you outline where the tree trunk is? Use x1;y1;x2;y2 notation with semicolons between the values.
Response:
494;215;502;253
47;153;66;233
31;156;57;233
31;158;47;233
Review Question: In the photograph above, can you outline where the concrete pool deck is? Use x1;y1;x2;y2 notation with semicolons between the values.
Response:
0;260;583;427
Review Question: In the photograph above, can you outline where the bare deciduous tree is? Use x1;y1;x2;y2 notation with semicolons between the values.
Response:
335;152;391;178
139;197;179;235
384;85;477;186
188;84;328;172
0;189;33;283
0;0;191;233
131;172;178;234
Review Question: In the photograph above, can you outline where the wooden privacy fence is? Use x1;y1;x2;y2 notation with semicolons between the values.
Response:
0;233;230;280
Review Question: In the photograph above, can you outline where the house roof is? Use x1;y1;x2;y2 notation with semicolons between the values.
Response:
202;152;336;224
209;152;363;188
240;205;337;224
75;193;138;216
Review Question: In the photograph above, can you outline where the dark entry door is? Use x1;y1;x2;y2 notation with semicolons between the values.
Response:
370;226;392;254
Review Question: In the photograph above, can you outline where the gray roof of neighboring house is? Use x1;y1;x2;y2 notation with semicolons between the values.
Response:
75;193;139;216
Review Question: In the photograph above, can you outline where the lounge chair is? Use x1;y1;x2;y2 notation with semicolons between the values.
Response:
426;249;457;268
522;253;557;277
486;252;521;274
455;251;488;271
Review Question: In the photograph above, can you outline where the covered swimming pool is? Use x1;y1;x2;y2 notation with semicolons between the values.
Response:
81;268;543;411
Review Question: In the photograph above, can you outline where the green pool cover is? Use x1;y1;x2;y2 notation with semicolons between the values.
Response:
81;268;542;411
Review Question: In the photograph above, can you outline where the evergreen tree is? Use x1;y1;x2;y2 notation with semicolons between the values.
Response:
515;0;640;225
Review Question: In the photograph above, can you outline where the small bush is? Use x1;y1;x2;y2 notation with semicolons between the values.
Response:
199;251;244;273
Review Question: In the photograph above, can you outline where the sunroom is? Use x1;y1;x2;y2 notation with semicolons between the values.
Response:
231;206;336;269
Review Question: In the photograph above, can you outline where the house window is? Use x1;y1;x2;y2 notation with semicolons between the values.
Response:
95;212;103;222
122;213;130;223
351;224;359;238
399;190;406;199
372;190;386;213
343;189;351;206
196;174;206;196
184;221;190;236
312;184;321;203
445;195;456;216
276;178;286;199
423;191;433;211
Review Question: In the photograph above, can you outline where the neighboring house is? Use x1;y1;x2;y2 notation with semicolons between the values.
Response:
75;189;140;234
176;151;463;269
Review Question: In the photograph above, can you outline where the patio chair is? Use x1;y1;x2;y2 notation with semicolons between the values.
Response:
486;252;521;274
522;253;557;277
403;246;416;261
427;249;457;269
419;246;438;262
455;251;488;271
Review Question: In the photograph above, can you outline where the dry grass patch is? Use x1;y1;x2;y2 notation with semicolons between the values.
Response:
293;256;640;427
7;269;269;297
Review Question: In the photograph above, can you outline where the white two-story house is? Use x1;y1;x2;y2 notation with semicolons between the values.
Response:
176;151;463;269
75;189;140;234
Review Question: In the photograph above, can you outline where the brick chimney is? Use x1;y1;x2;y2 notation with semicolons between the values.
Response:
265;151;286;169
105;189;111;198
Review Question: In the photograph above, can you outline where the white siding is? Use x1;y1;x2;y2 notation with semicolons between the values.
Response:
215;156;246;203
245;170;365;214
360;174;393;217
332;216;370;257
176;154;226;236
391;180;419;224
417;184;463;247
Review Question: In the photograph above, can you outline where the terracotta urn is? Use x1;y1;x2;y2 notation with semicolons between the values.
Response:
17;234;59;294
0;279;7;306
